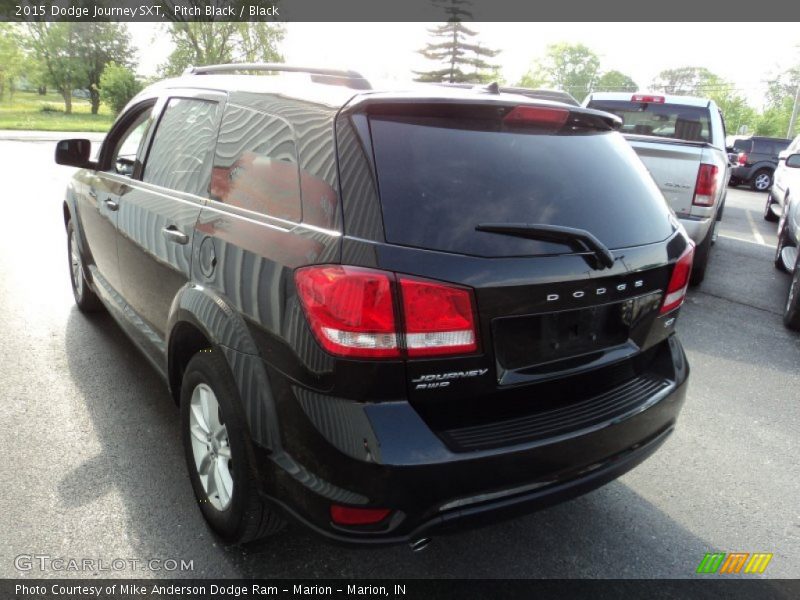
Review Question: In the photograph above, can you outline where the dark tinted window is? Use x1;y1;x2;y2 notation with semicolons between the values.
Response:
143;98;219;196
732;138;752;153
210;104;301;222
586;100;711;142
370;117;675;257
755;139;790;157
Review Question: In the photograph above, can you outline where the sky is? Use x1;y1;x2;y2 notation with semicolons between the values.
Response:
128;22;800;108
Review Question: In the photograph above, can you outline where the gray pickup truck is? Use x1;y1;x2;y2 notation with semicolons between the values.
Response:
584;92;730;285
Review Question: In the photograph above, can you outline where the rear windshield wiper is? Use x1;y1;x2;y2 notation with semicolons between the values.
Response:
475;223;616;270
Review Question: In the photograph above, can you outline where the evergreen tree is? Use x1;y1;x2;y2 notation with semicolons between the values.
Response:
414;1;500;84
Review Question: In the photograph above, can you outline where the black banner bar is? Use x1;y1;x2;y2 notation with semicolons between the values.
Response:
2;0;800;22
2;579;800;600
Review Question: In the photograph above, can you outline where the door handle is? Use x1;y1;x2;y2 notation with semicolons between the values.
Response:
88;188;97;199
162;226;189;245
104;199;119;211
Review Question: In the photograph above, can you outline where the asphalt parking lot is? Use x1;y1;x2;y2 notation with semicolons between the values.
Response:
0;137;798;579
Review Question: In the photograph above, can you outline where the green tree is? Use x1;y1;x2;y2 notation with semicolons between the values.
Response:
650;67;721;95
25;23;88;114
594;70;638;93
414;1;500;84
158;23;285;77
82;23;137;114
758;66;800;138
0;24;24;101
650;67;759;135
100;62;143;115
518;43;600;102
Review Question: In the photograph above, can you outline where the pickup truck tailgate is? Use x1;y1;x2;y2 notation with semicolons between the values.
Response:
624;135;707;218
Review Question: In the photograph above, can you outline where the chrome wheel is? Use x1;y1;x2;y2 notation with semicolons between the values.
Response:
754;173;772;191
189;383;233;510
69;229;83;297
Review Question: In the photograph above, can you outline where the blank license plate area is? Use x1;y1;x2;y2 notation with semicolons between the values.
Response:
493;303;632;371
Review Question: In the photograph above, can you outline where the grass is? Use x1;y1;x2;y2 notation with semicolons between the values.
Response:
0;91;115;132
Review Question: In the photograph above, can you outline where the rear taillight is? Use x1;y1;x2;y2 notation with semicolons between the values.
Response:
631;94;665;103
295;266;479;359
504;106;569;128
294;266;399;358
692;164;719;207
737;152;748;166
400;278;477;357
660;245;695;314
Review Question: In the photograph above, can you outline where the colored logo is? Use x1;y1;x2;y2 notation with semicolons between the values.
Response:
696;552;773;574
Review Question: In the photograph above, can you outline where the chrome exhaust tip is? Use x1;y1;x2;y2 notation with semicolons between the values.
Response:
409;537;431;552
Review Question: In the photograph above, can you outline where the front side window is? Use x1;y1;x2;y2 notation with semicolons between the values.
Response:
143;97;219;196
209;104;302;222
107;106;153;177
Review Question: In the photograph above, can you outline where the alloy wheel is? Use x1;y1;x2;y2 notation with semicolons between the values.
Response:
754;173;771;191
69;229;83;298
189;383;234;510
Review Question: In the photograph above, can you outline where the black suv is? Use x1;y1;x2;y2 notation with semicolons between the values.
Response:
729;135;792;191
56;65;692;546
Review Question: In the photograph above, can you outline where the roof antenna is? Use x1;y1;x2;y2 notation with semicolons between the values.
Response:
485;82;500;94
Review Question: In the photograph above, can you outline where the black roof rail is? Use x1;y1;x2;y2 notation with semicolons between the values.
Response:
182;63;372;90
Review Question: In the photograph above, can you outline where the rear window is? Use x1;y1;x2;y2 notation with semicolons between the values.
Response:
732;138;752;153
586;100;711;143
369;116;674;257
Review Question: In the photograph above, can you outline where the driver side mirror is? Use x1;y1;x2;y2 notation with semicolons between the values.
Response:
786;154;800;169
55;138;94;168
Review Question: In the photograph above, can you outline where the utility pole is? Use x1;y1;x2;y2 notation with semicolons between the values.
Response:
788;82;800;139
788;44;800;139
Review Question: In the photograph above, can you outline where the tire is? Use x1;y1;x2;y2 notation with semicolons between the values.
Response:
783;255;800;331
66;220;103;312
774;212;790;272
763;193;779;222
689;221;715;287
751;169;773;192
180;349;284;544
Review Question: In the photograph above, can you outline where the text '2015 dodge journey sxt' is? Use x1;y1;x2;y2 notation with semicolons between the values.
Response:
56;65;692;546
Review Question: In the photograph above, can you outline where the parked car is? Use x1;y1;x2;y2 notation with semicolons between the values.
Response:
773;153;800;330
56;64;693;546
764;134;800;222
584;92;730;286
728;135;791;191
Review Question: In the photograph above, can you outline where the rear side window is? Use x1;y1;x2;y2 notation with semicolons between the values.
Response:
143;97;219;196
758;139;790;157
369;116;674;257
587;100;711;143
210;104;301;222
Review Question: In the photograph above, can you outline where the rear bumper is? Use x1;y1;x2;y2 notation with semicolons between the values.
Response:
678;215;712;244
253;336;690;545
266;423;676;546
731;165;755;181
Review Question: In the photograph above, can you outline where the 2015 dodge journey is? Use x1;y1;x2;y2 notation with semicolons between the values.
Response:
56;64;693;545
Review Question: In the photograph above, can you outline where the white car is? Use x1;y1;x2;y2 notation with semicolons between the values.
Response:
765;133;800;222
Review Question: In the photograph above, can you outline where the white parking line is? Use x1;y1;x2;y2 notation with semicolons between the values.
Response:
717;233;770;246
745;210;766;246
